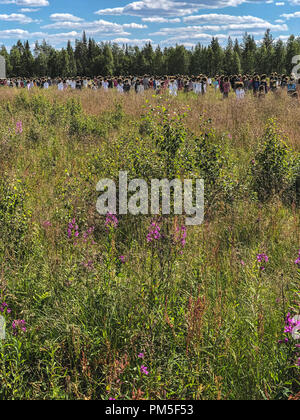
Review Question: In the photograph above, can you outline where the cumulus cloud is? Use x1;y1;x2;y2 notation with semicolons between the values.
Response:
95;0;265;18
0;12;37;23
0;0;49;6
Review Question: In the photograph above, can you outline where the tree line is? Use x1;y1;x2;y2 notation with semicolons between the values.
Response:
1;30;300;78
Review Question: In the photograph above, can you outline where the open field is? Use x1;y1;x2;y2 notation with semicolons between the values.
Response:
0;87;299;400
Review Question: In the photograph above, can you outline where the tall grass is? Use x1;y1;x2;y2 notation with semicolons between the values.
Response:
0;87;299;400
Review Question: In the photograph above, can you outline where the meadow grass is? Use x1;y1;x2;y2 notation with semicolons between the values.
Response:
0;87;299;400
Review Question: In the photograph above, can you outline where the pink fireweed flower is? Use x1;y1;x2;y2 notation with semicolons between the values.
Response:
140;365;149;375
257;253;269;271
0;302;11;314
105;213;118;230
284;313;300;335
147;221;161;243
257;253;269;263
15;121;23;134
67;218;79;240
12;319;26;336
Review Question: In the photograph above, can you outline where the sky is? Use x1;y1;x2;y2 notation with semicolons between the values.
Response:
0;0;300;49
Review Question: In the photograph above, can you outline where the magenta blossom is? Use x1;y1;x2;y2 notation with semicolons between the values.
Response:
12;319;26;336
140;365;149;375
105;213;118;230
257;253;269;271
147;221;161;243
0;302;11;314
15;120;23;134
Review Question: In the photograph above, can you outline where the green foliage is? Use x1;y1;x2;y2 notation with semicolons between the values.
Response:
4;30;300;77
0;90;299;400
251;119;300;204
0;178;31;259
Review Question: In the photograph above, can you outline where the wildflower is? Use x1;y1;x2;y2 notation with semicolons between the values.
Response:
119;255;126;264
42;220;52;228
284;313;300;337
257;253;269;263
67;218;79;240
12;319;26;336
257;253;269;271
140;365;149;375
109;397;116;400
138;353;145;359
105;213;118;230
0;302;11;314
294;250;300;265
15;121;23;134
147;221;161;243
240;260;245;266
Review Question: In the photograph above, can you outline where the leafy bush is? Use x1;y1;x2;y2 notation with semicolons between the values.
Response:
251;119;299;203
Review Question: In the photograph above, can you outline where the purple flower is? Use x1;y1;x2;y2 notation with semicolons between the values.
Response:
0;302;11;314
15;121;23;134
257;253;269;271
257;253;269;263
119;255;126;264
138;352;145;359
105;213;118;230
12;319;26;336
67;218;80;242
147;221;161;243
284;313;300;335
140;365;149;375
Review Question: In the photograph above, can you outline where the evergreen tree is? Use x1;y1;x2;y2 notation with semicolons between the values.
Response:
67;41;77;76
273;40;286;74
224;37;234;75
286;35;300;74
241;33;257;74
102;43;114;76
210;38;224;75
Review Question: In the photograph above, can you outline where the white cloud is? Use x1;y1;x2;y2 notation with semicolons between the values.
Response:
50;13;84;22
95;0;265;18
0;13;37;23
0;0;49;6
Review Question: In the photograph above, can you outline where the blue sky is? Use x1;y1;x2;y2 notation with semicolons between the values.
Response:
0;0;300;49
